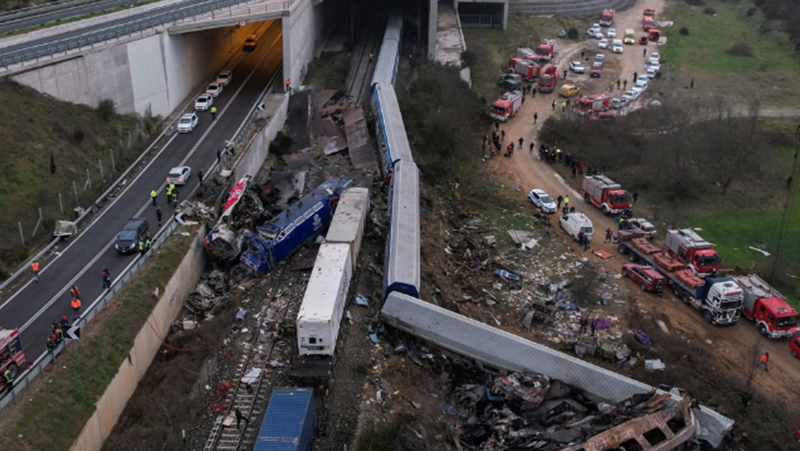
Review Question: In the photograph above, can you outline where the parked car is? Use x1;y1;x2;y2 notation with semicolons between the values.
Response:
194;94;213;111
610;98;622;109
590;62;603;78
621;90;636;103
594;54;605;64
621;218;657;237
498;79;521;91
166;166;191;186
639;36;648;45
598;39;609;49
630;86;645;98
528;189;557;214
623;28;636;44
559;212;594;242
215;71;232;86
569;61;585;74
115;218;150;254
587;29;600;38
622;263;665;296
612;39;623;53
633;80;648;92
607;28;617;38
646;67;657;78
206;82;223;98
559;84;580;97
791;336;800;358
650;52;660;63
177;112;198;133
637;75;650;85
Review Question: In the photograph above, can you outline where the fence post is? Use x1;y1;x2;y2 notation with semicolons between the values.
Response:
59;192;64;214
110;149;116;171
73;181;79;205
32;208;43;237
18;222;24;246
98;159;104;180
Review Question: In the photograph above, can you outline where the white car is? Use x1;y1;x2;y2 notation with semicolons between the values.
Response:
630;86;645;98
646;67;657;78
634;80;648;91
569;61;585;74
607;28;617;38
194;94;213;111
166;166;192;185
637;75;649;85
177;112;198;133
594;54;605;64
621;91;636;103
610;98;622;109
650;52;660;62
215;71;232;86
206;82;223;98
622;218;657;238
598;39;609;49
648;61;661;73
612;39;623;53
528;189;557;214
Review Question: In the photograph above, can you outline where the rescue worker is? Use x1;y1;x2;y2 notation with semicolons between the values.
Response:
609;80;614;91
2;368;13;387
102;265;110;278
556;195;563;210
518;137;524;148
197;169;204;184
172;190;179;207
552;99;556;110
561;101;566;112
169;182;176;193
165;186;172;203
46;335;57;353
758;352;769;371
533;112;538;124
145;238;152;252
69;285;80;301
138;240;146;256
369;53;373;63
580;317;588;334
31;260;40;282
71;297;82;316
156;206;163;227
103;271;112;290
564;195;570;209
590;318;597;337
55;326;65;343
605;227;613;243
60;315;70;331
151;189;158;206
210;106;217;121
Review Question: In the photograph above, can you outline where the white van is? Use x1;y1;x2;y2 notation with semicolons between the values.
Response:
559;212;594;242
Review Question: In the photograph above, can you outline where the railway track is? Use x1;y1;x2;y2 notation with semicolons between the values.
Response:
345;3;382;105
203;324;277;451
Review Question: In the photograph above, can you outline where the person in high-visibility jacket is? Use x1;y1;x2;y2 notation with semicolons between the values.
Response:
150;189;158;206
2;368;13;387
31;260;39;282
69;285;80;300
71;297;81;316
138;240;146;256
145;238;152;251
165;186;172;203
757;352;770;371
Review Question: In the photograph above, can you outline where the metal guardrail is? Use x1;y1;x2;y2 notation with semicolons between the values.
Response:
0;219;180;412
0;0;99;23
0;0;294;68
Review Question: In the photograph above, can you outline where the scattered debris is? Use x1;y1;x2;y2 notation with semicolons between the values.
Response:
645;359;666;371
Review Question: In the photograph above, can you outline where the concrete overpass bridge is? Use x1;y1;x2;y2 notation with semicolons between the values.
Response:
0;0;326;118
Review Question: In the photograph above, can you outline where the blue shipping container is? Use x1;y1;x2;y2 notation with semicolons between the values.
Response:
253;387;315;451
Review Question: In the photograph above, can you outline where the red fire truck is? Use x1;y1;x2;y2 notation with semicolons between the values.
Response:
536;39;557;62
599;9;615;26
508;57;539;81
490;91;523;122
1;328;25;389
732;274;800;338
573;94;612;116
663;229;721;277
537;64;558;93
581;174;630;214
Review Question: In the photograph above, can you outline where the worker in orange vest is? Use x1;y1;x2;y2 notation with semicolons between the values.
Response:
31;260;40;282
757;352;769;372
69;285;80;300
71;297;81;316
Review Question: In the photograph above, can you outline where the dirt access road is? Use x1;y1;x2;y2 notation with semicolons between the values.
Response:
485;0;800;403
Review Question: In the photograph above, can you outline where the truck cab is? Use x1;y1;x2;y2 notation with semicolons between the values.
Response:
581;174;630;214
537;64;558;92
536;39;557;61
733;274;800;338
490;91;523;122
664;229;721;276
698;277;743;324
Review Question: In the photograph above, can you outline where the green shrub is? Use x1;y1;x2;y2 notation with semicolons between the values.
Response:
680;27;690;35
567;27;579;40
727;41;754;56
461;49;477;68
96;99;116;121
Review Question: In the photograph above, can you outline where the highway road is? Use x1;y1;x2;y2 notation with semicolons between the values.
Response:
0;0;145;35
0;19;283;361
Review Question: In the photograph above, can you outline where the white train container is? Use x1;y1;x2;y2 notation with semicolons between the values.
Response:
296;243;353;356
326;187;369;264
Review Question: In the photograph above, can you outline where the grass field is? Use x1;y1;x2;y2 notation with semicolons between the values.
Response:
663;0;800;106
0;228;196;451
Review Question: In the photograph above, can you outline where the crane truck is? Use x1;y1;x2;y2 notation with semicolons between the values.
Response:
616;238;742;325
732;274;800;338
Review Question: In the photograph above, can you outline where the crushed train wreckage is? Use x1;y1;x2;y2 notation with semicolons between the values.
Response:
202;174;352;272
456;372;697;451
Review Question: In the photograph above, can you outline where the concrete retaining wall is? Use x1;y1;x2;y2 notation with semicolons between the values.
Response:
69;226;208;451
283;0;323;90
234;92;290;181
12;22;260;117
509;0;630;16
